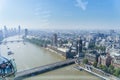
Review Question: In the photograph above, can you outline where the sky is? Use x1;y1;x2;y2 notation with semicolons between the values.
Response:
0;0;120;30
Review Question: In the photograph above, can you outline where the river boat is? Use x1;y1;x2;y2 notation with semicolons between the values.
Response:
8;51;14;55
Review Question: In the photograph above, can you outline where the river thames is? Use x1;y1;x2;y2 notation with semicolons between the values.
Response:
0;36;101;80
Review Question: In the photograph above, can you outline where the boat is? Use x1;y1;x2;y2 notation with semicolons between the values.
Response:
6;46;10;50
8;51;14;55
7;47;10;50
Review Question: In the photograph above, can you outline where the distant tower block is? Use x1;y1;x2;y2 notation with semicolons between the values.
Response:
3;25;8;38
76;38;83;57
24;28;28;37
0;30;3;41
18;25;21;35
52;33;57;46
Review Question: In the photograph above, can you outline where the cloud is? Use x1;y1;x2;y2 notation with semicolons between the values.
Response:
0;0;7;12
34;7;52;28
75;0;88;11
34;8;51;18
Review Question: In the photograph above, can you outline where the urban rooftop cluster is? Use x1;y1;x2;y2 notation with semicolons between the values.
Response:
27;29;120;78
1;27;120;78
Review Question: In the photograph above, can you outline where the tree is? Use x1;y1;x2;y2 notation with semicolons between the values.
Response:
93;61;97;67
99;64;103;69
113;68;120;77
102;65;108;72
100;46;106;53
108;65;115;74
95;45;106;53
83;59;88;64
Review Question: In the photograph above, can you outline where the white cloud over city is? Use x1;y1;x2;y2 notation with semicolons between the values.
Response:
75;0;88;11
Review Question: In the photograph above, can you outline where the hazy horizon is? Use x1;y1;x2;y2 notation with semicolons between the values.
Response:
0;0;120;30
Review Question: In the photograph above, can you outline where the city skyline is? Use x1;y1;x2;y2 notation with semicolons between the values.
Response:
0;0;120;30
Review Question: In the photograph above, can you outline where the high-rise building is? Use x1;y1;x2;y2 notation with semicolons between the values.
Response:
24;28;28;37
76;38;83;57
52;33;57;46
13;28;17;35
3;26;8;38
18;25;21;35
75;38;83;64
0;30;3;41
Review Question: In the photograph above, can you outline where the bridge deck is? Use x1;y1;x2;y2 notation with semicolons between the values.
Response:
15;59;75;80
1;40;25;44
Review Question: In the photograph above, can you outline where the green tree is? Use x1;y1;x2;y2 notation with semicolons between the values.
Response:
83;59;88;64
99;64;103;69
113;68;120;77
95;46;106;52
100;46;106;52
108;65;115;74
93;61;97;67
102;65;108;72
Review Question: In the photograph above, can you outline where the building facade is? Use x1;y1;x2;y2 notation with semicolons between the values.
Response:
52;33;57;46
112;56;120;68
0;30;3;42
98;54;112;67
76;38;83;57
24;28;28;37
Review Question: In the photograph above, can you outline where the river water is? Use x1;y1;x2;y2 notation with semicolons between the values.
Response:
0;36;101;80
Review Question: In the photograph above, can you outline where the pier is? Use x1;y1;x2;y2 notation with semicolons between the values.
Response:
15;59;75;80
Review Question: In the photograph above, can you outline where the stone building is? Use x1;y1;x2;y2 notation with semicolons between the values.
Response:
98;54;112;67
85;51;99;64
112;56;120;68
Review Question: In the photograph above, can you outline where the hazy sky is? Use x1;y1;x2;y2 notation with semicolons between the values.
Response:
0;0;120;30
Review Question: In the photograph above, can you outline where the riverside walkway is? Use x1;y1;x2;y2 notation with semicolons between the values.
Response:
74;66;116;80
15;59;75;80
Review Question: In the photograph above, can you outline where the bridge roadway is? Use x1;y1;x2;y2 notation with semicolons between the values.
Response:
14;59;75;80
1;40;25;44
